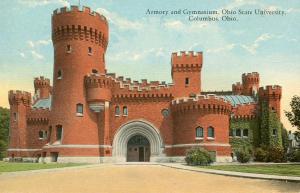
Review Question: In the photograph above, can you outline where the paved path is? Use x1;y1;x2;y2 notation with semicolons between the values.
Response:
0;164;299;193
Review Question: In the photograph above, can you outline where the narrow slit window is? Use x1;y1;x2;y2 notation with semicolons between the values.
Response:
76;103;83;115
88;47;92;54
56;125;62;141
57;70;62;79
66;44;71;53
123;106;128;116
185;77;189;85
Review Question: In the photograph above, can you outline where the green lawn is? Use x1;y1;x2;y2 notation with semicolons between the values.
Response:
0;161;86;173
199;164;300;177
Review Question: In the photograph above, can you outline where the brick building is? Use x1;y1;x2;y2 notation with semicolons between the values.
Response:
7;6;282;163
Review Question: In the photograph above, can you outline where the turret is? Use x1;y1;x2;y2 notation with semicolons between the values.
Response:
232;82;243;95
171;51;202;98
34;76;51;100
50;5;109;147
8;90;31;154
258;85;282;118
242;72;260;96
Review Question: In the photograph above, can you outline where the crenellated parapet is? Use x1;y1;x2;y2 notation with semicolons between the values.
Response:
242;72;260;96
8;90;31;107
231;103;257;120
232;82;243;95
171;51;202;73
258;85;282;99
27;108;50;124
171;94;232;115
52;6;108;50
34;76;51;100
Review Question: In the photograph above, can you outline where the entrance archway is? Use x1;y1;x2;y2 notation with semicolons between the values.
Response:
127;135;150;162
112;120;165;162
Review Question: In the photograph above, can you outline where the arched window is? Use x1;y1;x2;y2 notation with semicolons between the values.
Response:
115;106;120;116
76;103;83;115
208;127;215;138
57;69;62;79
196;127;204;138
123;106;128;116
92;69;98;74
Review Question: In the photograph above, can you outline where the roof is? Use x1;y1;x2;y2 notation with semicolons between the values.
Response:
220;95;255;106
32;97;52;109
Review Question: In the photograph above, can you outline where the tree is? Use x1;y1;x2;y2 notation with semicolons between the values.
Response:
0;107;10;159
285;95;300;135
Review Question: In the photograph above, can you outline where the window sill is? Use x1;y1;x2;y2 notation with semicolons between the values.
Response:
57;77;62;80
52;140;61;145
66;51;72;54
195;137;204;140
207;137;215;140
115;114;120;117
76;113;83;117
88;53;93;56
122;115;128;117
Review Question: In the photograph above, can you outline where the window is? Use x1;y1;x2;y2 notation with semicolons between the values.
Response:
243;129;248;137
115;106;120;116
161;109;170;117
44;131;48;139
185;77;189;85
92;69;98;74
49;126;52;139
76;103;83;116
229;129;233;137
236;129;241;137
56;125;62;141
196;127;204;138
39;131;44;139
272;129;277;136
13;113;17;121
208;127;215;138
66;44;71;53
57;70;62;79
123;106;128;116
88;47;92;55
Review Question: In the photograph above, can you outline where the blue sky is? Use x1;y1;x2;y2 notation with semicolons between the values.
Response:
0;0;299;130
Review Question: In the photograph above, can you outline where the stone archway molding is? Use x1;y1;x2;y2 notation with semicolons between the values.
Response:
112;120;165;162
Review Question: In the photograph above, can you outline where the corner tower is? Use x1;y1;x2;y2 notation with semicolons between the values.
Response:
171;51;202;98
50;6;109;148
242;72;260;96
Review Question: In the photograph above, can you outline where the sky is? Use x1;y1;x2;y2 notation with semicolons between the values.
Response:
0;0;299;131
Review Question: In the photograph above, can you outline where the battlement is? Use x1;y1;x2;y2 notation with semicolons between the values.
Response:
259;85;282;96
171;51;203;66
232;82;243;95
27;108;50;124
242;72;259;83
85;73;114;88
53;6;107;23
34;76;50;87
8;90;31;106
171;94;232;115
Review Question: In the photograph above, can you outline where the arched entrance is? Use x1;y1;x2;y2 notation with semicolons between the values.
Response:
112;120;165;162
127;135;150;162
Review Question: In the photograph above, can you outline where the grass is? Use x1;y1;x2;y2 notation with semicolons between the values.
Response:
199;164;300;177
0;161;86;173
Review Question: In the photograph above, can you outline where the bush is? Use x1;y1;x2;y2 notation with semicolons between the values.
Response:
185;148;213;166
268;146;286;163
254;148;268;162
287;150;300;162
235;149;251;163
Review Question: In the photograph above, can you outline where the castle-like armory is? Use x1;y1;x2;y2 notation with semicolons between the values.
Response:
7;6;282;163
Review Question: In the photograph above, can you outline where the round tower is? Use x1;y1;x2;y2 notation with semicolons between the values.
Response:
49;5;109;158
34;76;51;100
242;72;259;96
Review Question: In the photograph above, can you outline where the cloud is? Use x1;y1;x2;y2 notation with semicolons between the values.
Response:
31;50;44;60
19;0;69;7
164;20;184;29
96;8;142;30
241;33;272;54
19;52;26;58
207;44;236;54
27;39;52;48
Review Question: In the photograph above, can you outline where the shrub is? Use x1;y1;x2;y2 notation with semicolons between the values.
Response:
268;146;286;163
254;148;268;162
287;150;300;162
235;149;251;163
185;148;213;166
